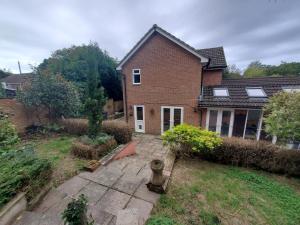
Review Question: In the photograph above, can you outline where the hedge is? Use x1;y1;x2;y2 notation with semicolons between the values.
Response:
0;147;52;209
200;137;300;177
102;120;132;144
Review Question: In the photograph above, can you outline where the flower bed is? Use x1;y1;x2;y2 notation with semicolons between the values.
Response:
0;146;52;209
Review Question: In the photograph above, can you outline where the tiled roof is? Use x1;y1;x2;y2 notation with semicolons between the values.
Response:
197;47;227;69
199;76;300;108
0;74;32;84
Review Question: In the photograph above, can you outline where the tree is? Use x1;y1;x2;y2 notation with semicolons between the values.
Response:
38;43;122;101
0;83;5;98
266;61;300;77
243;60;268;78
263;91;300;142
0;68;10;80
17;72;81;119
84;50;106;138
223;64;242;79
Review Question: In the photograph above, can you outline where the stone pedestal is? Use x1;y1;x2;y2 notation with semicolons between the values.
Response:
146;159;166;194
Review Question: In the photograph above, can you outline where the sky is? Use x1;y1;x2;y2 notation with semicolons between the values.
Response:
1;0;300;73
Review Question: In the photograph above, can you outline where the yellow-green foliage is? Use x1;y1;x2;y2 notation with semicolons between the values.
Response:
162;124;222;157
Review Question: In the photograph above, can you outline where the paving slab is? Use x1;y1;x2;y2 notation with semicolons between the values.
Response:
88;207;114;225
95;189;131;216
126;197;153;224
113;174;144;195
116;208;139;225
34;189;67;213
56;176;90;197
76;182;108;205
84;167;124;187
133;182;160;205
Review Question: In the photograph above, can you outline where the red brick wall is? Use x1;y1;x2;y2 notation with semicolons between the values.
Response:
202;69;223;86
122;33;202;134
200;108;207;128
0;99;48;134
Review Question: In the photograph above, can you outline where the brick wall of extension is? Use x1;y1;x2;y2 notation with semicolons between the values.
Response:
121;33;221;134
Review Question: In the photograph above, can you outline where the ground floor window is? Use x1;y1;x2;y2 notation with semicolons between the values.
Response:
206;108;263;140
161;106;183;134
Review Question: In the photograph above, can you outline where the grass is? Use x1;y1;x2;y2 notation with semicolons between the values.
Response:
25;136;89;186
147;159;300;225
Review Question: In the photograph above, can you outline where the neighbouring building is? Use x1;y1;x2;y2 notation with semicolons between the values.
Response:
117;24;300;140
0;73;32;97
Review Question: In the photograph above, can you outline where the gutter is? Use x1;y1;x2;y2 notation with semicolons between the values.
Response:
122;73;129;123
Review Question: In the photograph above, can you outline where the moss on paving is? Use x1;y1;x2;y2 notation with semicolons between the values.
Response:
147;159;300;225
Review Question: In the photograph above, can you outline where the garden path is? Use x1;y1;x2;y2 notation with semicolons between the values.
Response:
13;134;175;225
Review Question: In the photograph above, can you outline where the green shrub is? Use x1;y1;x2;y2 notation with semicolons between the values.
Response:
59;118;88;135
62;194;94;225
102;120;132;144
0;115;19;151
162;124;222;157
0;146;52;208
201;137;300;177
71;135;117;160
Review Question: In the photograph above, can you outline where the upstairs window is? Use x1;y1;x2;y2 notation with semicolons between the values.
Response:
132;69;141;85
246;87;266;97
213;88;229;97
282;86;300;93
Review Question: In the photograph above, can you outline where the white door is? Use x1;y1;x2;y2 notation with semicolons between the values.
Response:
161;106;183;134
206;108;234;137
134;105;145;133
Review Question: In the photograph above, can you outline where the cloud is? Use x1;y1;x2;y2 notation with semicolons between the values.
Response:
0;0;300;72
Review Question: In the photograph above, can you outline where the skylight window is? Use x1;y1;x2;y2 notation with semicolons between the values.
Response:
213;88;229;97
282;86;300;93
246;87;266;97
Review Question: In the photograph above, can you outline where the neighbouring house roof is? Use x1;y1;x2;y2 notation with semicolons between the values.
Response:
199;76;300;108
116;24;209;70
197;47;227;69
0;73;32;84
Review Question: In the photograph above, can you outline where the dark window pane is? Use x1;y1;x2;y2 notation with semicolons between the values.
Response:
134;74;140;83
232;110;247;137
245;110;261;139
174;108;182;127
208;110;218;132
163;108;170;132
136;107;143;120
221;111;231;136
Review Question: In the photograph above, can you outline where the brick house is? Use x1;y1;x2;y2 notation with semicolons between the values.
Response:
117;24;300;140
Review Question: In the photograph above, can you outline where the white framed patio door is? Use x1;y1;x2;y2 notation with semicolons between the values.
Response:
161;106;184;134
206;108;234;137
134;105;145;133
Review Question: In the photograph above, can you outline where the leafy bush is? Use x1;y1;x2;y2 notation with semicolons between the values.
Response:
102;120;132;144
62;194;94;225
0;146;52;208
25;123;63;136
59;118;88;135
0;115;19;151
264;91;300;142
71;135;117;159
0;83;5;98
162;124;222;157
201;137;300;176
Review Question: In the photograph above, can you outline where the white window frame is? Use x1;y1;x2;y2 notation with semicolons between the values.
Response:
206;108;234;137
161;106;184;134
132;69;141;85
243;109;263;140
245;87;266;97
282;86;300;93
134;105;145;133
213;88;229;97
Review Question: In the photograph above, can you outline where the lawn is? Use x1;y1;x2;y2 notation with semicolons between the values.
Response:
147;159;300;225
25;136;89;186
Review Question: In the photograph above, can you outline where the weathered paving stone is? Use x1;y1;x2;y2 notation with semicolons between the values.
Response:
113;174;144;195
126;197;153;224
56;176;90;197
13;211;42;225
108;216;117;225
116;208;139;225
88;206;114;225
133;181;160;205
76;182;108;205
95;189;131;216
35;189;67;213
87;167;124;187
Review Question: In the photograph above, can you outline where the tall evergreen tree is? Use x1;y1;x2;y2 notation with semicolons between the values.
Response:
84;49;106;138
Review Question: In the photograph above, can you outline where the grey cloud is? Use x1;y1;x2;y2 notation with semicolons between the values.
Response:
0;0;300;72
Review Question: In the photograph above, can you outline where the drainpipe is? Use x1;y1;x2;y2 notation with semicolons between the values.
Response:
199;59;210;127
122;73;129;123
